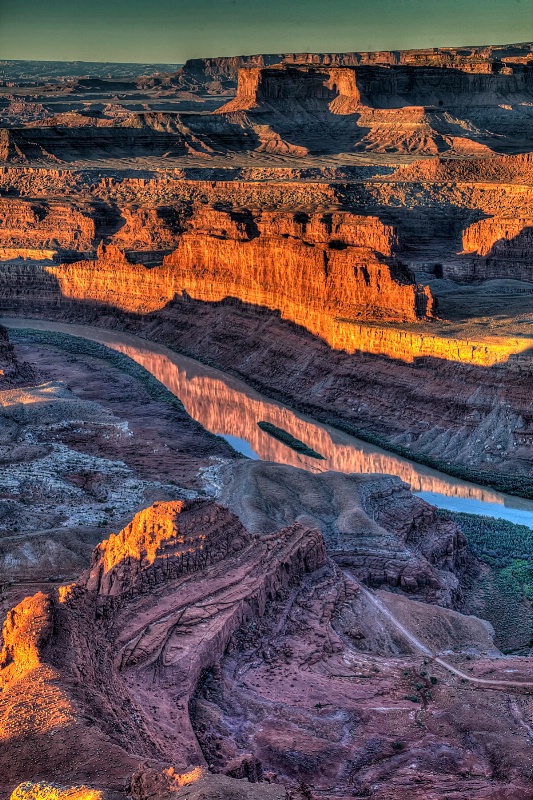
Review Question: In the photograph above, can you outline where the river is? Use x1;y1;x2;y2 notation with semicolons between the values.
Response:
4;316;533;528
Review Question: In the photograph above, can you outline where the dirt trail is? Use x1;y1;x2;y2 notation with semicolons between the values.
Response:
344;571;533;691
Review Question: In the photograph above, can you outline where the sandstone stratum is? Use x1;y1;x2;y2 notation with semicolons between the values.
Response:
1;50;533;495
3;494;533;800
2;42;533;800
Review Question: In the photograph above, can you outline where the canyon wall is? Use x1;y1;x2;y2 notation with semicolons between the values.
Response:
0;198;97;260
221;62;533;113
3;163;533;285
146;42;533;94
0;499;327;794
44;207;433;325
458;217;533;281
214;63;533;155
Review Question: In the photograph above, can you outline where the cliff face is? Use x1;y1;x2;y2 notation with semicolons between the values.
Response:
222;63;533;112
146;42;533;94
0;124;211;163
219;66;361;112
214;63;533;155
458;217;533;281
0;323;35;385
0;499;327;794
0;198;96;260
393;151;533;184
45;207;433;325
2;166;533;286
0;324;19;381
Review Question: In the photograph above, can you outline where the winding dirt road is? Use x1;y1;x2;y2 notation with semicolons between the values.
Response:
343;570;533;692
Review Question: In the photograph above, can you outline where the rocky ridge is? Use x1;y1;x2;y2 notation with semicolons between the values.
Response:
2;496;533;799
216;461;467;606
0;499;326;794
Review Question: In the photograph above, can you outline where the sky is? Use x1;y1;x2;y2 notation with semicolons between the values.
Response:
0;0;532;64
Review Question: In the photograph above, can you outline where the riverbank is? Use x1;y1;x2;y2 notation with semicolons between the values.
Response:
5;318;533;526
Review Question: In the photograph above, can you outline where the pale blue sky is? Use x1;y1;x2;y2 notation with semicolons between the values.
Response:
0;0;531;63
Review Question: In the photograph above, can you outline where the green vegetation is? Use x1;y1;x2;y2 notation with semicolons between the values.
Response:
257;420;325;460
322;415;533;499
391;741;405;751
403;665;436;707
439;510;533;651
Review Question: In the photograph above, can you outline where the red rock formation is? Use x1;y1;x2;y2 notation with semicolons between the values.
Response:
4;58;533;161
458;217;533;280
9;782;104;800
83;500;251;597
463;218;533;257
0;198;96;260
2;497;533;799
214;63;533;155
393;151;533;184
46;207;433;325
0;499;326;795
219;66;361;113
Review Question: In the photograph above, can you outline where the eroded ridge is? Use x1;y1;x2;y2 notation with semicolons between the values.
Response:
0;499;326;795
1;492;533;798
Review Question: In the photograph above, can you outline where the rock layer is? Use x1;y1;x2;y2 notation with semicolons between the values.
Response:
216;461;467;606
0;499;326;794
46;208;432;323
1;496;533;799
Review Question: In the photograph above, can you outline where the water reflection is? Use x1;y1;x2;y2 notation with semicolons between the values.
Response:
4;317;533;527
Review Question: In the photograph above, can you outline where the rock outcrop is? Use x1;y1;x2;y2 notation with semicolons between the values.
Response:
46;208;433;323
2;496;533;799
458;217;533;281
9;782;104;800
82;500;251;597
216;461;467;606
0;198;97;261
0;323;21;381
0;499;326;795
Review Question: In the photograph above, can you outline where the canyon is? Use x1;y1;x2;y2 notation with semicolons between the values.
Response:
2;43;533;800
4;493;533;800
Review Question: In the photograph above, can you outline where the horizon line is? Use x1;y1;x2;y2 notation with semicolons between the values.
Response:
3;39;533;67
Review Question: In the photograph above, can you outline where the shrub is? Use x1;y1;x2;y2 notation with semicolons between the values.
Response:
392;741;405;751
